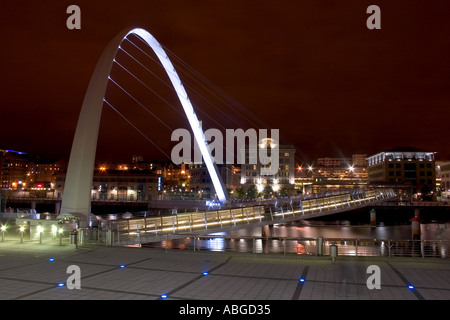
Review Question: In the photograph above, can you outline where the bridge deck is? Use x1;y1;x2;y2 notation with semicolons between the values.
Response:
99;189;395;245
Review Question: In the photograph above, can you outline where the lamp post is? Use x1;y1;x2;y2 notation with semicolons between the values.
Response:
1;225;6;242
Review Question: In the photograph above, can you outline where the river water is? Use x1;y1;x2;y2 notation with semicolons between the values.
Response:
228;221;450;240
142;220;450;257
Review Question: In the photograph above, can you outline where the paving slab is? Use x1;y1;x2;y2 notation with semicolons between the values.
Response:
1;238;450;301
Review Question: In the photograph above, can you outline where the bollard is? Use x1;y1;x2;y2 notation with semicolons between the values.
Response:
78;228;84;245
38;226;43;244
106;229;112;247
330;242;338;262
316;236;324;256
70;230;78;249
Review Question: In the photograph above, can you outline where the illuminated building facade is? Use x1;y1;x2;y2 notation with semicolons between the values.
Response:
295;154;368;194
367;150;436;197
240;139;295;195
440;162;450;194
189;164;234;199
55;169;163;202
0;149;66;191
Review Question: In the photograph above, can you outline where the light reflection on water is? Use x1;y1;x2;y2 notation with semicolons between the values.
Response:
228;221;450;241
144;222;450;257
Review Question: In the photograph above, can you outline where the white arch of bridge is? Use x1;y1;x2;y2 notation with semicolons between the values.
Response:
59;28;227;224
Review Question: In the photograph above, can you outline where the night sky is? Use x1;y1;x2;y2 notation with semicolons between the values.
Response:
1;1;449;164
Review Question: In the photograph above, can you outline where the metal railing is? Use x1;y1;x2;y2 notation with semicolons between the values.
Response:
74;228;449;258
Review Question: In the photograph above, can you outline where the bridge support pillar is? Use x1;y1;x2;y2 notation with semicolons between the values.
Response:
55;201;61;215
262;225;272;238
414;207;420;219
370;208;376;227
411;208;421;240
31;201;36;211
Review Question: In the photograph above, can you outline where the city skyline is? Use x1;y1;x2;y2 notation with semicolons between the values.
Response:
1;1;449;164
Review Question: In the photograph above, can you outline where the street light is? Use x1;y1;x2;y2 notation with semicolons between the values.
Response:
1;225;6;242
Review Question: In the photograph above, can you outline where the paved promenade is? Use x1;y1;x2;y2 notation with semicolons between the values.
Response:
0;237;449;301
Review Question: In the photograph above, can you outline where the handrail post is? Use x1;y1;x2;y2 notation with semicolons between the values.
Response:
137;228;141;247
252;236;255;254
172;216;176;234
144;217;147;234
165;234;168;253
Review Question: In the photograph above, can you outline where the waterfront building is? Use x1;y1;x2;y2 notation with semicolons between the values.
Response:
294;154;368;194
240;138;296;196
439;162;450;196
367;150;436;199
54;169;163;202
189;163;234;199
0;148;66;191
